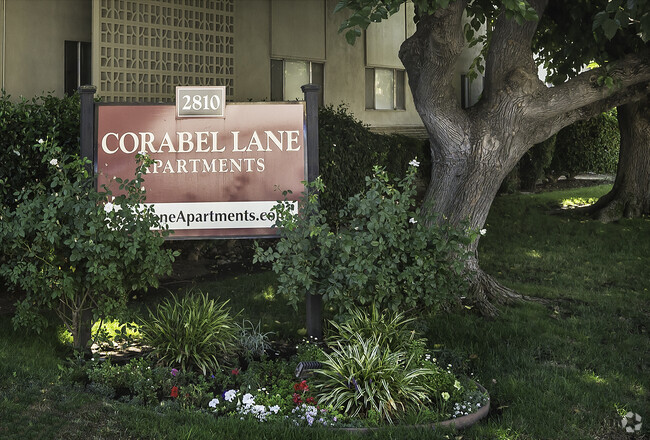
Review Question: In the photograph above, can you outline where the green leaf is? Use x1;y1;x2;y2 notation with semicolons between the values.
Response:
602;18;620;39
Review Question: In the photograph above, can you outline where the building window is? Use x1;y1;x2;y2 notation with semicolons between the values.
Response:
271;59;323;105
64;41;91;96
365;68;405;110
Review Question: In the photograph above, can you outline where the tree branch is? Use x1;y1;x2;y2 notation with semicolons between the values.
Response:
526;51;650;138
483;0;549;105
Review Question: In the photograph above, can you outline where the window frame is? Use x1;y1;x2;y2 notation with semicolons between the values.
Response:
64;41;91;96
270;58;324;105
365;67;406;111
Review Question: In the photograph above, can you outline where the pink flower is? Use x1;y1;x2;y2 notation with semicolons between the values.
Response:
170;368;179;377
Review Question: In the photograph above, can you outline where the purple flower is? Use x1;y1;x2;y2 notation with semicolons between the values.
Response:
171;368;179;377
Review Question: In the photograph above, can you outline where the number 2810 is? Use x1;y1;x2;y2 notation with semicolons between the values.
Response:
181;94;222;112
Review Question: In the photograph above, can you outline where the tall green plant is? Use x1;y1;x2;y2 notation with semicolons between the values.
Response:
0;139;176;350
138;292;238;375
254;163;473;318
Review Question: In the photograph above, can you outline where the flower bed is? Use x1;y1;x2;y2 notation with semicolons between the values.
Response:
78;347;489;430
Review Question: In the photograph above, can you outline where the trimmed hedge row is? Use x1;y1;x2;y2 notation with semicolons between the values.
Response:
319;104;430;224
504;110;620;192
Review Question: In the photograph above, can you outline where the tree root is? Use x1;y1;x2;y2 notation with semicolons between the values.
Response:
467;258;552;317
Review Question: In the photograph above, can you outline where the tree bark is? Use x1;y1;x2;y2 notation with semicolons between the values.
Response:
398;1;650;315
587;97;650;222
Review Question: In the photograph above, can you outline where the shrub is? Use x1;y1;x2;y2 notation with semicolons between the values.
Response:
138;291;238;375
318;104;429;225
313;332;436;424
551;110;620;178
314;308;464;424
0;140;176;350
0;92;80;207
254;163;473;318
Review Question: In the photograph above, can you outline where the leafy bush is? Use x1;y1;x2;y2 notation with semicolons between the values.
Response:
0;92;80;207
318;104;429;225
551;110;620;178
254;164;473;318
138;292;238;375
0;140;176;350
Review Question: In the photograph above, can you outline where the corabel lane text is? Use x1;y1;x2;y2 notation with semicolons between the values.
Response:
101;130;302;155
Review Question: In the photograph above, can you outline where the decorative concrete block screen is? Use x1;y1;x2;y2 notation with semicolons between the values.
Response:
95;0;234;102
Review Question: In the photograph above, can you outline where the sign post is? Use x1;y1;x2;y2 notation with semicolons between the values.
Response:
301;83;322;340
79;83;322;338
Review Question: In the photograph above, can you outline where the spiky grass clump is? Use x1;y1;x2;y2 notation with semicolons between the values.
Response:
139;291;238;375
314;333;437;424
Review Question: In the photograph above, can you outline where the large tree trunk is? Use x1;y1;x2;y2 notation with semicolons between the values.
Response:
587;97;650;222
398;0;650;315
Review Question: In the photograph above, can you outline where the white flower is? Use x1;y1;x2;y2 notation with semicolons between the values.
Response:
208;398;220;408
480;228;487;235
49;158;58;166
38;139;45;144
409;158;420;167
224;389;237;402
269;405;280;414
441;392;450;401
242;393;255;405
104;202;114;213
409;218;417;224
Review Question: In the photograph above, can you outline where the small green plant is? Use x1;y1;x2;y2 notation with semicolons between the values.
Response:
236;319;273;361
0;139;176;350
138;291;238;375
254;163;473;318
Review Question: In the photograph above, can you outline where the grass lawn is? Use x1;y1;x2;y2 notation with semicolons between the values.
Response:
0;184;648;439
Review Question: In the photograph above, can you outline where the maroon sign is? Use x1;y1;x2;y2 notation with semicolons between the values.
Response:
96;102;306;238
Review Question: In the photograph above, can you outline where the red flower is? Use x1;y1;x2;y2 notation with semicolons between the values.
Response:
293;380;309;392
306;397;316;405
292;393;302;404
170;386;179;398
231;368;240;376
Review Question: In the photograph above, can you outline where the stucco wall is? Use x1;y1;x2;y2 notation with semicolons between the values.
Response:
1;0;91;98
235;0;426;128
233;0;271;102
